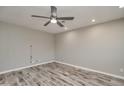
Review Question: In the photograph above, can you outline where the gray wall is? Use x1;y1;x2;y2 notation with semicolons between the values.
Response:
1;18;124;77
55;19;124;76
0;22;55;72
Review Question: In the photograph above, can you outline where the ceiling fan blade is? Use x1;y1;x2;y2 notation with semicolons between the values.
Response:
51;6;57;17
57;17;74;20
44;20;51;26
32;15;50;19
57;21;64;27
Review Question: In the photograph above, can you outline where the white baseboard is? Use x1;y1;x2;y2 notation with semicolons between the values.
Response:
55;60;124;80
1;60;124;80
0;60;54;75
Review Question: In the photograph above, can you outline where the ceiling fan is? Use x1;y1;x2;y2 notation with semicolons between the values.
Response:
31;6;74;27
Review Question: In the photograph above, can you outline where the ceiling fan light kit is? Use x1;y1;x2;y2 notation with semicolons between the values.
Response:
31;6;74;27
50;18;57;23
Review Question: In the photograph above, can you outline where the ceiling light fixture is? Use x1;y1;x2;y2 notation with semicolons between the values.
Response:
92;19;95;22
50;18;57;23
119;6;124;8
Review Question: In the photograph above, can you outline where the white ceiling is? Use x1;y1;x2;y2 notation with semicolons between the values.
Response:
0;6;124;33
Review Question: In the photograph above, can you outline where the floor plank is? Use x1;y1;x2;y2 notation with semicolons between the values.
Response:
0;62;124;86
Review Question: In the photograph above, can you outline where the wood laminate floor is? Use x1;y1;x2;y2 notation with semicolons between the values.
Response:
0;62;124;86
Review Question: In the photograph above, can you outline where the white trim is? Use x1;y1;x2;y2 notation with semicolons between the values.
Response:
0;60;55;75
55;60;124;80
1;60;124;80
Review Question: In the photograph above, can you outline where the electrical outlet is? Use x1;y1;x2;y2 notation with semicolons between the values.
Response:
120;68;123;72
